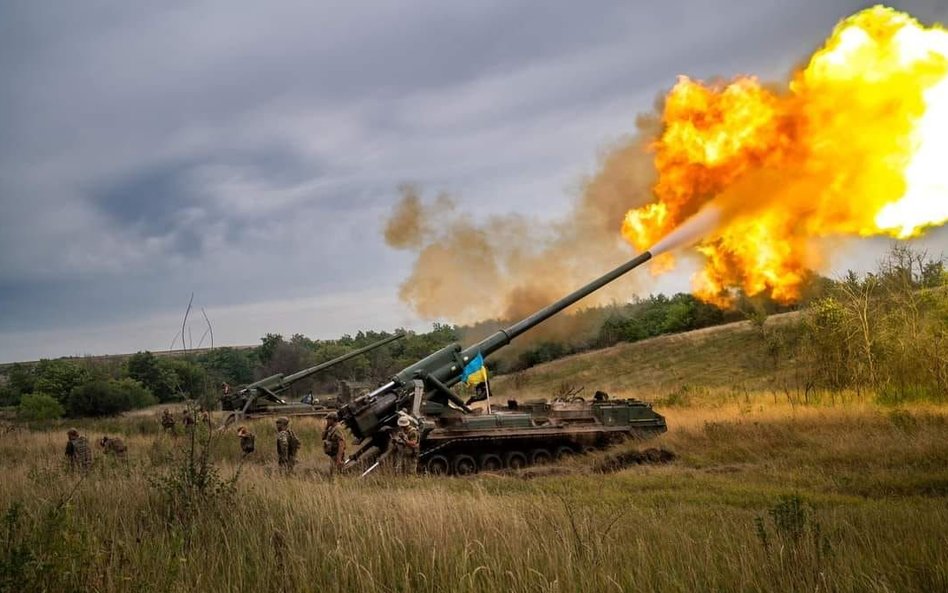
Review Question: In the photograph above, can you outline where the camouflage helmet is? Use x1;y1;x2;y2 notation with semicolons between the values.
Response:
275;416;289;427
67;428;79;438
397;415;411;427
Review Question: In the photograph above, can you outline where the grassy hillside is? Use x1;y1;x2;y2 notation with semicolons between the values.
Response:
491;313;801;401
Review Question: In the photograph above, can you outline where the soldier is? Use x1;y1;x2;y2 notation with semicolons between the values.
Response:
65;428;92;472
182;408;195;432
160;409;176;434
321;413;346;475
390;415;420;474
465;382;489;407
98;436;128;460
237;425;256;456
275;416;300;473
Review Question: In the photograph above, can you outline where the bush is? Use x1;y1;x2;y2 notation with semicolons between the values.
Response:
16;394;64;421
66;378;157;417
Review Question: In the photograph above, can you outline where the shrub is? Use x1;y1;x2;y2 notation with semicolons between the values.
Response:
16;394;64;421
66;378;157;417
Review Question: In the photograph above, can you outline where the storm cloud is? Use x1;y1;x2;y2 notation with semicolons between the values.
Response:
1;0;945;361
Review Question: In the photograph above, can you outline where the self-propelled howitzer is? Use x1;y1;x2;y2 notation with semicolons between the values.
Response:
339;251;663;469
220;333;405;422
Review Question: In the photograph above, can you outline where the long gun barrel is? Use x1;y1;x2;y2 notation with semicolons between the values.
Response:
229;333;405;407
340;251;653;441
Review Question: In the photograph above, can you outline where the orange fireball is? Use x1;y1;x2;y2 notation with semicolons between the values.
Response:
622;5;948;305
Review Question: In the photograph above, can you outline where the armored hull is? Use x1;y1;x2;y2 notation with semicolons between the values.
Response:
417;397;666;474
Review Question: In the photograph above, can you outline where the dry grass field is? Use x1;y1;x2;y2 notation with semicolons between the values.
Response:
2;315;946;593
2;394;946;593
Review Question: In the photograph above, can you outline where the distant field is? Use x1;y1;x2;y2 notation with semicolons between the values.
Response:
491;313;801;401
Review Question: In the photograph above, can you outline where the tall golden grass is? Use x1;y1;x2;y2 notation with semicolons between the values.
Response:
1;398;946;593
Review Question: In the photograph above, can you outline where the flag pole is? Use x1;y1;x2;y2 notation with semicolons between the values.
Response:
484;375;492;414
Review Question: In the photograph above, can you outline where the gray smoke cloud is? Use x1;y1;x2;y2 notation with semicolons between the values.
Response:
385;115;661;334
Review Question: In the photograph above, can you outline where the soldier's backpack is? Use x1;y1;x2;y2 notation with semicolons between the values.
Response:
322;426;339;456
287;430;301;457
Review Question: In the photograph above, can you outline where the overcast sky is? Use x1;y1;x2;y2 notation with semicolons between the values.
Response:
1;0;946;362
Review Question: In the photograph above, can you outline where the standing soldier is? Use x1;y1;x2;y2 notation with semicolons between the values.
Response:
275;417;300;473
160;409;176;434
237;425;256;456
182;408;195;432
65;428;93;472
391;415;420;474
98;436;128;460
321;413;346;475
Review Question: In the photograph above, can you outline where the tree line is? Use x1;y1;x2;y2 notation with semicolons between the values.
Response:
3;245;942;418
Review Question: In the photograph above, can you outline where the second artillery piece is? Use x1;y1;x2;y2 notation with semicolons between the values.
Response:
339;251;667;475
220;333;404;426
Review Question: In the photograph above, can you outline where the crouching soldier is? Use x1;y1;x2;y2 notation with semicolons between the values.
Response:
65;428;93;473
99;436;128;460
237;426;256;456
322;413;346;475
275;417;300;474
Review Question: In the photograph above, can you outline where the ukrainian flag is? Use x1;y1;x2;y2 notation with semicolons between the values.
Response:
461;353;488;386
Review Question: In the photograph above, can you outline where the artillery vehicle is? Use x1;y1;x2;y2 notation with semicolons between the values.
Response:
220;333;404;425
338;251;667;475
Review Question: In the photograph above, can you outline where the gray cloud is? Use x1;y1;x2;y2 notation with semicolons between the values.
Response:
1;0;945;361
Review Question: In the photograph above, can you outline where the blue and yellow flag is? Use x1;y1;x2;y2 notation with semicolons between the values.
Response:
461;353;488;386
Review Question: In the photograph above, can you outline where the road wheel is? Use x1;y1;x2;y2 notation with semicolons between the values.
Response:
555;446;575;460
479;454;503;472
531;449;552;465
505;451;528;470
453;455;477;476
425;455;449;475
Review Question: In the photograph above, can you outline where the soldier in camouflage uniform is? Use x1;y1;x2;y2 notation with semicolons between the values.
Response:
275;416;300;473
237;425;256;456
321;413;346;475
160;409;176;434
390;415;420;474
182;408;195;432
65;428;93;472
98;436;128;460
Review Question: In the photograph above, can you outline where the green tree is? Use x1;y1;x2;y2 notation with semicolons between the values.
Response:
198;347;255;385
258;333;284;365
661;295;696;333
126;351;179;402
161;358;208;401
33;359;91;404
16;393;65;421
